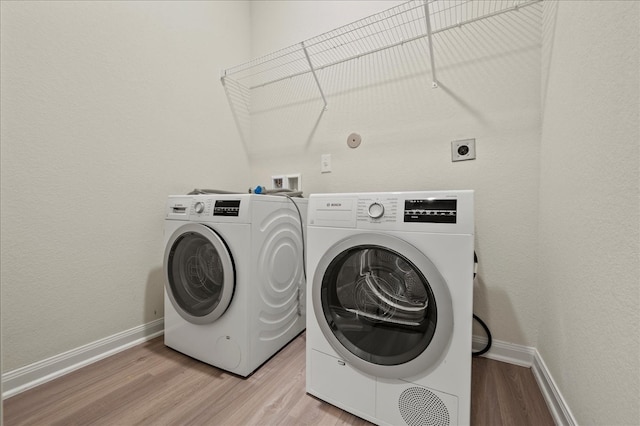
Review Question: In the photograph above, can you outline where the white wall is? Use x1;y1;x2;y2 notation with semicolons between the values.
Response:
250;1;404;58
248;1;544;346
0;1;251;372
2;1;638;423
539;1;639;424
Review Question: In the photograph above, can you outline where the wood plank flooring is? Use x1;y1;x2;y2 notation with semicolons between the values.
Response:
3;333;554;425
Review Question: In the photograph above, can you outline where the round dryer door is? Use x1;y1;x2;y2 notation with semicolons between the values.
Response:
312;233;453;379
164;223;235;324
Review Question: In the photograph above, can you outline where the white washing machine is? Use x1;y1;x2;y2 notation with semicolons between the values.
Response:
163;193;307;377
306;191;474;426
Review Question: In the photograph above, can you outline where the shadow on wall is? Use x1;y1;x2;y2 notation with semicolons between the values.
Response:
437;82;489;126
472;274;527;345
144;267;165;323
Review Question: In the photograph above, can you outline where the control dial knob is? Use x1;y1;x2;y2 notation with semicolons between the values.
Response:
368;202;385;219
194;201;205;214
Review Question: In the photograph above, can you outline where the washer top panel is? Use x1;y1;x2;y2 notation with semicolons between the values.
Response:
165;194;307;224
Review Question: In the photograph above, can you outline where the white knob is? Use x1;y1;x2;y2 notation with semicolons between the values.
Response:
368;202;384;219
194;202;205;214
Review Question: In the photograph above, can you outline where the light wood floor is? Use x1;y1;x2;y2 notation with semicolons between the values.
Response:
3;333;554;425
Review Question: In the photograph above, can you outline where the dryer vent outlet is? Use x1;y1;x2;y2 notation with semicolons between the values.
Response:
398;387;450;426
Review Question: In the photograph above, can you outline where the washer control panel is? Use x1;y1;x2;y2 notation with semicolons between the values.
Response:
213;200;240;216
188;199;241;217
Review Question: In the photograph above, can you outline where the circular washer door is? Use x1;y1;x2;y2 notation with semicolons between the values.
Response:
312;233;453;379
164;223;235;324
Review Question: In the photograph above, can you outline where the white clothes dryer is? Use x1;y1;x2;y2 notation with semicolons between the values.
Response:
163;193;307;376
306;191;474;426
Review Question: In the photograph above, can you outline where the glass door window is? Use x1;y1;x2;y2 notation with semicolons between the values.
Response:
165;224;235;324
321;245;437;366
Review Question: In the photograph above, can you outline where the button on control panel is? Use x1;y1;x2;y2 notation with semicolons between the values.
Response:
190;199;214;215
367;202;385;219
357;198;398;223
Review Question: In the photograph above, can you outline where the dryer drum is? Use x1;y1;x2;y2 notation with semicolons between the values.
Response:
323;244;438;366
362;249;428;308
337;248;429;326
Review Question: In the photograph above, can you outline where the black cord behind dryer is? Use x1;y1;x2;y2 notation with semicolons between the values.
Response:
472;251;492;357
472;313;492;357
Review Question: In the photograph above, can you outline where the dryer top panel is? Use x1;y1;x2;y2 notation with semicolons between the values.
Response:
307;191;473;234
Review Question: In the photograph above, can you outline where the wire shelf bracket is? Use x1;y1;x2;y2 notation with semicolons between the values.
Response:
301;41;328;110
424;0;438;89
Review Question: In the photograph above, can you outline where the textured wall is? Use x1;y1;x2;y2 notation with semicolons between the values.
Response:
3;4;638;424
539;1;640;424
248;1;544;347
0;1;251;372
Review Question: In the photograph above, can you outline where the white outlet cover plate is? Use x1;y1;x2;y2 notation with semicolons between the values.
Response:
451;138;476;162
321;154;332;173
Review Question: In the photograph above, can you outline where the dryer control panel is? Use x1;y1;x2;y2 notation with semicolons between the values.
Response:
355;197;458;224
308;190;473;234
404;198;457;223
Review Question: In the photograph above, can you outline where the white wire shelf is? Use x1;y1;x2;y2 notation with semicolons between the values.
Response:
221;0;542;147
221;0;542;93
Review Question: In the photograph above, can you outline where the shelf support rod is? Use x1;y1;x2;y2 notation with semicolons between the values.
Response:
424;0;438;88
301;41;328;110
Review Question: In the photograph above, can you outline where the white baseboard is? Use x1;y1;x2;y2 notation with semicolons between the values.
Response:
473;335;535;367
473;335;576;426
2;318;164;399
531;349;578;426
